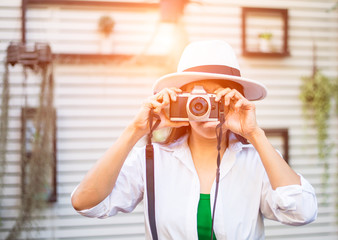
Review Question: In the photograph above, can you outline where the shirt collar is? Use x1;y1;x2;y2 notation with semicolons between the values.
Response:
158;135;196;173
158;133;253;174
159;132;251;154
228;132;245;152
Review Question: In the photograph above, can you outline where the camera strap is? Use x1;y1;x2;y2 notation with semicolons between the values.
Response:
145;100;225;240
211;98;225;240
145;109;160;240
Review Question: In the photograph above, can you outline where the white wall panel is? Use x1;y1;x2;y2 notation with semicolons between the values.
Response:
0;0;337;239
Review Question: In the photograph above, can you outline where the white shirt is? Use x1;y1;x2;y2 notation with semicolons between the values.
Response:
75;134;317;240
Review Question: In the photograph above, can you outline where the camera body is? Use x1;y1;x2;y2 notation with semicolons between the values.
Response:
170;86;221;122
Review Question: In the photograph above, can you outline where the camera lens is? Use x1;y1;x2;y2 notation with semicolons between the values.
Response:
189;97;208;116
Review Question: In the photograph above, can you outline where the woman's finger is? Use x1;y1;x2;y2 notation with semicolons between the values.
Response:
223;89;238;105
161;91;170;105
234;98;244;109
165;88;179;103
232;92;254;110
154;87;181;103
214;88;231;102
145;99;162;111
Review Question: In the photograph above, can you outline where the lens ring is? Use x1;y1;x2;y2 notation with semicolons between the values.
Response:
189;97;208;116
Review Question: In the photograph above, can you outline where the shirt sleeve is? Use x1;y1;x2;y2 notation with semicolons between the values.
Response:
74;146;145;219
260;172;318;226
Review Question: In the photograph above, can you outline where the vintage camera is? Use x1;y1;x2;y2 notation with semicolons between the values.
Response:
170;86;222;122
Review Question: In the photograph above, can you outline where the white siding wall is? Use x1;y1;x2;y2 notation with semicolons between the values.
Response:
0;0;337;239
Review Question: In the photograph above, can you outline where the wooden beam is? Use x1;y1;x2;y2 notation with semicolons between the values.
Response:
27;0;160;9
21;0;27;43
52;53;168;66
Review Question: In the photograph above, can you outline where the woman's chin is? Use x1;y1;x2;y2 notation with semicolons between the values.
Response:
197;121;219;128
189;121;220;139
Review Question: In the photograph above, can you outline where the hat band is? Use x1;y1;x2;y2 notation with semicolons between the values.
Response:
183;65;241;77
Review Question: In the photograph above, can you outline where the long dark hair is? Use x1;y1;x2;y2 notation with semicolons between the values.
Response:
162;126;189;145
161;126;248;145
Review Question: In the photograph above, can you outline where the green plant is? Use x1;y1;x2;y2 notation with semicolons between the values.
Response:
98;15;115;37
333;77;338;113
258;32;272;40
5;66;55;240
299;70;334;191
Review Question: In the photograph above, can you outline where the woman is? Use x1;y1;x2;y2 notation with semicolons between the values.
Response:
71;40;317;239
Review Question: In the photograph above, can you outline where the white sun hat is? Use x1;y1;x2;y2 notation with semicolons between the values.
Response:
152;40;267;101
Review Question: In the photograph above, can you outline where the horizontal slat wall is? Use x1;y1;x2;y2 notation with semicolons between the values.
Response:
182;1;337;239
0;0;337;239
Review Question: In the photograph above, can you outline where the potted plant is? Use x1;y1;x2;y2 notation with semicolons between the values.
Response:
258;32;273;52
98;15;115;53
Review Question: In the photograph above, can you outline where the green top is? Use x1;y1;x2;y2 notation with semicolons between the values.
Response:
197;194;217;240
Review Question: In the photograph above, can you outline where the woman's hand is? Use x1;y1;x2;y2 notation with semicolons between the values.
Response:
215;88;260;140
214;88;301;189
131;87;189;137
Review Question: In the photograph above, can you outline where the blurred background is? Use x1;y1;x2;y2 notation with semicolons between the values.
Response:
0;0;337;239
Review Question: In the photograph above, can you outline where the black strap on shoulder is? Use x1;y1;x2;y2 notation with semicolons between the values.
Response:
211;98;225;240
145;109;160;240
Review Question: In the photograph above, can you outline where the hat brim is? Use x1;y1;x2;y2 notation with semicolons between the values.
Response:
152;72;267;101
